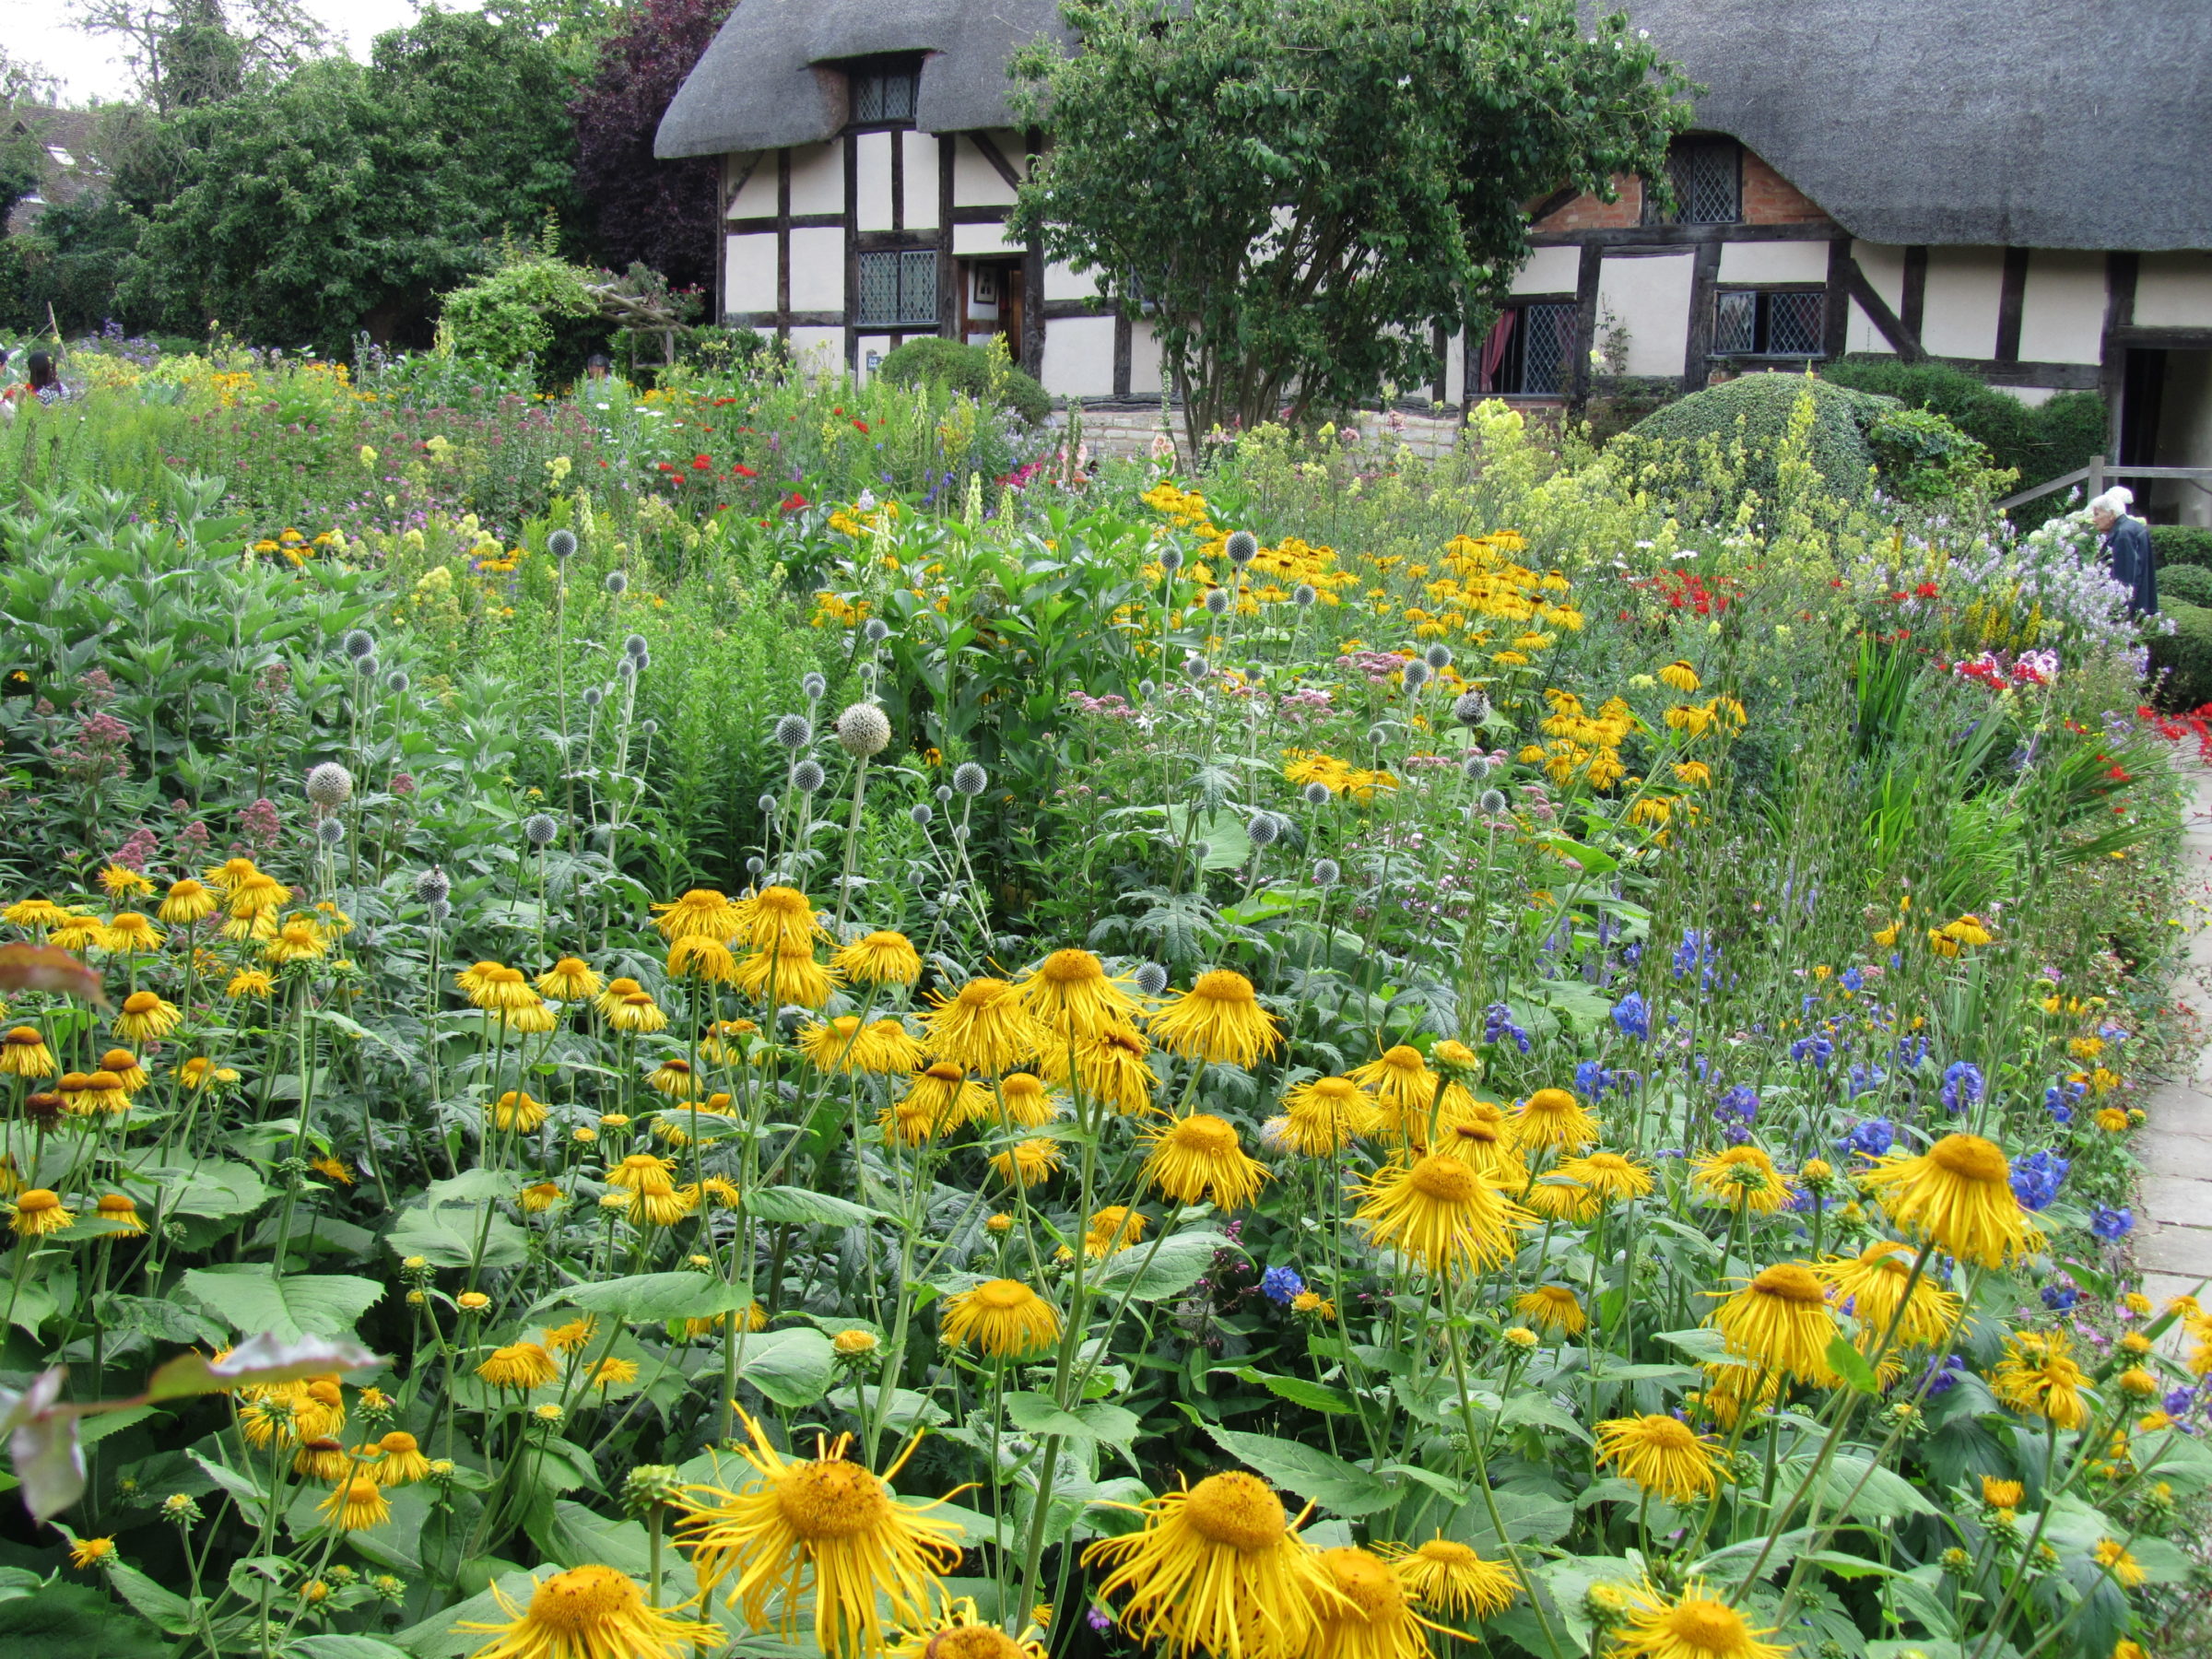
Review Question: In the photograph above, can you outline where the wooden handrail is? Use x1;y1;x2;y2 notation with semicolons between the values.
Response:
1997;453;2212;512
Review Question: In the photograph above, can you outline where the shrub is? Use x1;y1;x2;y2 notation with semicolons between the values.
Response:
1628;370;1893;500
1865;405;1994;502
437;249;601;372
2151;524;2212;571
2149;597;2212;708
877;335;1052;425
2156;562;2212;609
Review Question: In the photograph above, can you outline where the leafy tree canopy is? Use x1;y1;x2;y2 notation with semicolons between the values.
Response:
1008;0;1688;443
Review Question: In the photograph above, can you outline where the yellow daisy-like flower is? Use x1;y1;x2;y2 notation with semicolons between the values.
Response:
1596;1414;1722;1502
226;969;275;999
265;917;333;965
1050;1023;1158;1114
67;1535;115;1570
1084;1205;1148;1258
941;1277;1063;1358
1513;1088;1599;1149
1612;1579;1786;1659
831;929;923;986
1691;1362;1782;1430
1147;970;1281;1067
1278;1076;1383;1155
1710;1264;1841;1386
371;1430;434;1486
987;1138;1063;1188
605;991;670;1033
606;1153;676;1195
665;935;737;982
93;1193;146;1234
799;1015;874;1074
887;1597;1045;1659
294;1437;352;1483
1690;1144;1793;1214
593;976;645;1018
1382;1535;1518;1619
1303;1545;1447;1659
1142;1112;1269;1209
927;978;1043;1076
477;1343;559;1391
1859;1134;2040;1267
1084;1470;1338;1659
506;998;558;1035
112;990;181;1041
588;1356;640;1390
1981;1476;2024;1508
2;898;69;930
992;1071;1061;1128
1347;1046;1441;1135
175;1056;238;1089
318;1477;391;1531
0;1025;55;1077
457;1563;716;1659
884;1062;990;1145
1813;1240;1959;1350
535;957;602;1002
100;1048;147;1091
491;1090;547;1133
2092;1537;2145;1588
103;912;162;951
1355;1155;1530;1276
855;1018;926;1075
1512;1284;1587;1335
1658;660;1701;692
733;947;838;1009
457;960;535;1012
673;1409;961;1657
731;886;827;954
652;887;743;944
645;1058;702;1100
1560;1148;1653;1201
11;1188;73;1236
1990;1330;2091;1430
1016;947;1145;1041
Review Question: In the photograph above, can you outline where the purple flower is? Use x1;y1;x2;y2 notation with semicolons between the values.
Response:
2041;1282;2078;1312
1258;1265;1304;1306
2090;1206;2134;1241
1939;1061;1984;1114
1612;992;1651;1041
2010;1148;2068;1210
1838;1117;1894;1159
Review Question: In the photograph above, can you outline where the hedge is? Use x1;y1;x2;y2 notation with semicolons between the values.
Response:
2148;599;2212;710
2151;524;2212;571
877;337;1053;426
1627;371;1893;501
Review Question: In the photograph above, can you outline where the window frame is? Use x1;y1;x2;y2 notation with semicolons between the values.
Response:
1642;135;1743;227
1479;297;1579;397
1710;283;1830;361
844;55;924;132
856;247;941;330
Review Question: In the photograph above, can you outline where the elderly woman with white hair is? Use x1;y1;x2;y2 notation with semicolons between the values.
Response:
2088;487;2157;617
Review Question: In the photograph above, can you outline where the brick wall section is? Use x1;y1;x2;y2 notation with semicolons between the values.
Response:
1532;147;1833;232
1535;177;1644;231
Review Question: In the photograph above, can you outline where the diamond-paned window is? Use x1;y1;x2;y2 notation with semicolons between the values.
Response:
1767;291;1825;355
1645;137;1741;225
1518;302;1576;394
857;250;939;328
852;69;918;124
1714;289;1827;358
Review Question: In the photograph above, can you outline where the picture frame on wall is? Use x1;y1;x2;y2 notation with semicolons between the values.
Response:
971;267;1001;307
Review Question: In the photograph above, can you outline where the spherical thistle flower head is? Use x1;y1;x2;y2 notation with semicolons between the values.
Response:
523;812;559;848
304;761;354;808
477;1342;559;1392
772;712;814;751
1051;1024;1158;1115
1561;1148;1654;1202
1401;659;1430;691
1381;1535;1517;1621
457;1562;716;1659
1148;970;1280;1068
604;570;629;595
1813;1240;1960;1350
993;1071;1061;1129
535;957;602;1003
653;887;742;945
1690;1144;1793;1214
11;1188;73;1236
1861;1134;2041;1267
1142;1112;1269;1209
1512;1284;1587;1336
832;929;924;987
1596;1414;1722;1502
1085;1205;1148;1258
1612;1579;1786;1659
1279;1076;1383;1155
1017;948;1145;1041
988;1137;1063;1188
673;1408;961;1658
546;528;578;560
318;1477;391;1532
927;978;1043;1077
1355;1155;1531;1276
1083;1470;1337;1659
951;761;989;796
1990;1329;2091;1430
1245;811;1281;848
1711;1264;1841;1385
1203;586;1231;617
1133;961;1171;997
1305;1544;1449;1659
1224;529;1259;566
836;701;892;758
0;1026;55;1077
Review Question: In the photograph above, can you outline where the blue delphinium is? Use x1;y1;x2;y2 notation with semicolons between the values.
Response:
1840;966;1866;992
1940;1061;1984;1114
1612;992;1651;1041
1847;1063;1887;1100
1923;1353;1967;1396
2041;1282;2078;1313
2010;1148;2069;1210
1789;1034;1834;1069
1258;1265;1304;1306
2090;1206;2134;1241
1483;1003;1532;1053
1838;1117;1895;1159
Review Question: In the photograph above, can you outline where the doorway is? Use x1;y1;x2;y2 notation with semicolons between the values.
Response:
959;259;1024;365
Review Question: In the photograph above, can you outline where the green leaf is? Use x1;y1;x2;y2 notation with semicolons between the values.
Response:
1781;1453;1936;1522
1497;1391;1592;1444
387;1194;527;1270
1826;1335;1880;1394
1229;1367;1359;1415
1204;1426;1396;1516
737;1328;838;1408
176;1267;383;1343
1092;1229;1232;1300
105;1559;198;1635
147;1159;270;1219
747;1185;885;1227
548;1273;747;1324
1004;1391;1143;1445
287;1639;415;1659
1446;1487;1574;1549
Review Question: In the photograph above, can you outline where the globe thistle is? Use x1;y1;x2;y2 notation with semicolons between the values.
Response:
791;759;826;794
604;571;628;595
1424;643;1453;669
1204;588;1231;616
757;794;777;816
802;672;828;700
1293;582;1317;606
633;651;652;674
317;818;345;846
935;784;954;804
1183;654;1209;682
1368;725;1389;748
1159;546;1184;573
1313;858;1340;888
747;855;765;875
1192;841;1210;862
1225;529;1258;566
616;657;637;681
952;824;971;842
386;670;410;693
1134;962;1170;996
582;687;603;709
429;899;452;924
356;654;380;678
1402;659;1430;690
772;713;812;749
1302;782;1332;806
524;813;559;848
1245;812;1280;848
863;618;890;642
1453;690;1490;726
305;762;355;807
1479;789;1508;815
952;762;988;796
1463;753;1492;781
1138;678;1157;699
415;866;452;904
343;629;376;660
835;702;892;758
624;634;649;660
547;528;577;560
911;803;934;828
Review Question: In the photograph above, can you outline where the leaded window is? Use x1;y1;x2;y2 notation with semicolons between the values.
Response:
1515;302;1576;394
1714;289;1827;357
857;249;939;328
1645;137;1741;225
852;68;918;124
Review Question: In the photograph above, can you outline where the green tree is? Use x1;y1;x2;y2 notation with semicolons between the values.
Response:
1008;0;1687;444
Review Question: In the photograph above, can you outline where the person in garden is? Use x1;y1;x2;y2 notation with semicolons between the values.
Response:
584;352;613;381
2090;485;2158;616
2;350;68;418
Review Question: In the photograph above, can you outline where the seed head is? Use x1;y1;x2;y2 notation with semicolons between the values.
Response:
304;761;354;807
747;855;764;874
802;672;828;700
1479;789;1508;815
791;759;826;793
1204;588;1230;616
910;803;934;828
1367;725;1389;748
624;634;648;660
632;651;651;674
1312;858;1340;888
1225;530;1258;566
1401;659;1430;690
1453;690;1490;727
1245;812;1280;848
639;718;658;739
428;898;451;924
1134;961;1170;995
604;571;628;595
1302;782;1332;806
342;629;376;660
1159;547;1184;572
356;654;380;678
1137;678;1156;700
1463;754;1491;781
415;866;451;903
757;794;777;816
524;813;559;847
317;818;345;845
834;702;892;758
582;688;603;709
1293;582;1317;606
1424;643;1453;668
386;670;410;693
772;713;812;749
863;618;890;642
1183;654;1209;682
615;658;637;680
547;529;577;559
952;762;988;796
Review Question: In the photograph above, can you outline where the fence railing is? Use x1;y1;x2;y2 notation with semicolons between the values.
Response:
1998;453;2212;512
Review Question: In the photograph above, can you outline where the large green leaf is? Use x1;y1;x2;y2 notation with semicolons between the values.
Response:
145;1159;270;1220
178;1266;382;1343
387;1191;526;1270
747;1185;885;1227
738;1328;838;1408
1004;1391;1143;1445
1204;1426;1396;1517
547;1273;748;1324
1092;1229;1233;1301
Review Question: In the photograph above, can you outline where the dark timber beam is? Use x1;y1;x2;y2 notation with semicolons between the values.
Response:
1843;256;1926;361
1994;246;2030;363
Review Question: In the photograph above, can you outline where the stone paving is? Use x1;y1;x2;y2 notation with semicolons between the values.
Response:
2141;763;2212;1332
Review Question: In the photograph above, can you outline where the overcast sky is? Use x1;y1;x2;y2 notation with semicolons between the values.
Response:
0;0;485;103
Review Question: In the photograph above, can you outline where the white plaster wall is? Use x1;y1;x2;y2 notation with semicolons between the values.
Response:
1445;327;1465;404
854;134;894;232
952;131;1023;205
854;335;893;383
2136;253;2212;328
1993;385;2058;407
1717;241;1829;284
1920;247;2004;359
1509;246;1580;296
1045;260;1096;301
903;133;939;229
727;153;775;218
2018;251;2105;363
725;234;777;315
788;227;845;310
1042;317;1117;397
1846;299;1887;355
787;142;841;214
1131;320;1165;396
1597;252;1694;378
786;329;846;378
954;222;1019;256
1848;241;1906;354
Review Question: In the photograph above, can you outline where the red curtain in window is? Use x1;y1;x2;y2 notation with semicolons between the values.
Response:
1477;312;1515;394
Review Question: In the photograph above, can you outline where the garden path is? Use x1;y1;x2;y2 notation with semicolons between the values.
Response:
2141;761;2212;1338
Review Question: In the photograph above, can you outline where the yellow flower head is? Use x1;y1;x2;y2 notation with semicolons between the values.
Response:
1142;1112;1268;1209
1595;1414;1722;1502
1860;1134;2040;1266
1016;948;1145;1041
941;1277;1062;1358
457;1564;717;1659
652;888;743;944
1612;1579;1786;1659
926;978;1043;1076
1278;1076;1383;1155
1710;1263;1841;1385
1690;1144;1793;1214
832;929;924;986
535;957;602;1002
1512;1284;1586;1335
1991;1330;2090;1430
1382;1535;1517;1619
1513;1088;1599;1150
1355;1155;1530;1276
1147;970;1280;1067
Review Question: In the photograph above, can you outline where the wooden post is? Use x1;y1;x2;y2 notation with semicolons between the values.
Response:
1569;242;1603;413
2088;453;2106;503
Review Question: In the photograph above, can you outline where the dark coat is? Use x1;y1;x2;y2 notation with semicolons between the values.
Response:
2100;514;2158;616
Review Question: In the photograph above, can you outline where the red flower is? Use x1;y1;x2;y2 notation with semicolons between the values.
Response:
732;464;756;478
692;454;712;469
1914;582;1939;598
853;419;870;434
831;406;844;416
655;461;676;472
781;492;807;513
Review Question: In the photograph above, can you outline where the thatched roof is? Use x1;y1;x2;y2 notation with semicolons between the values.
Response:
655;0;1069;159
1621;0;2212;251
